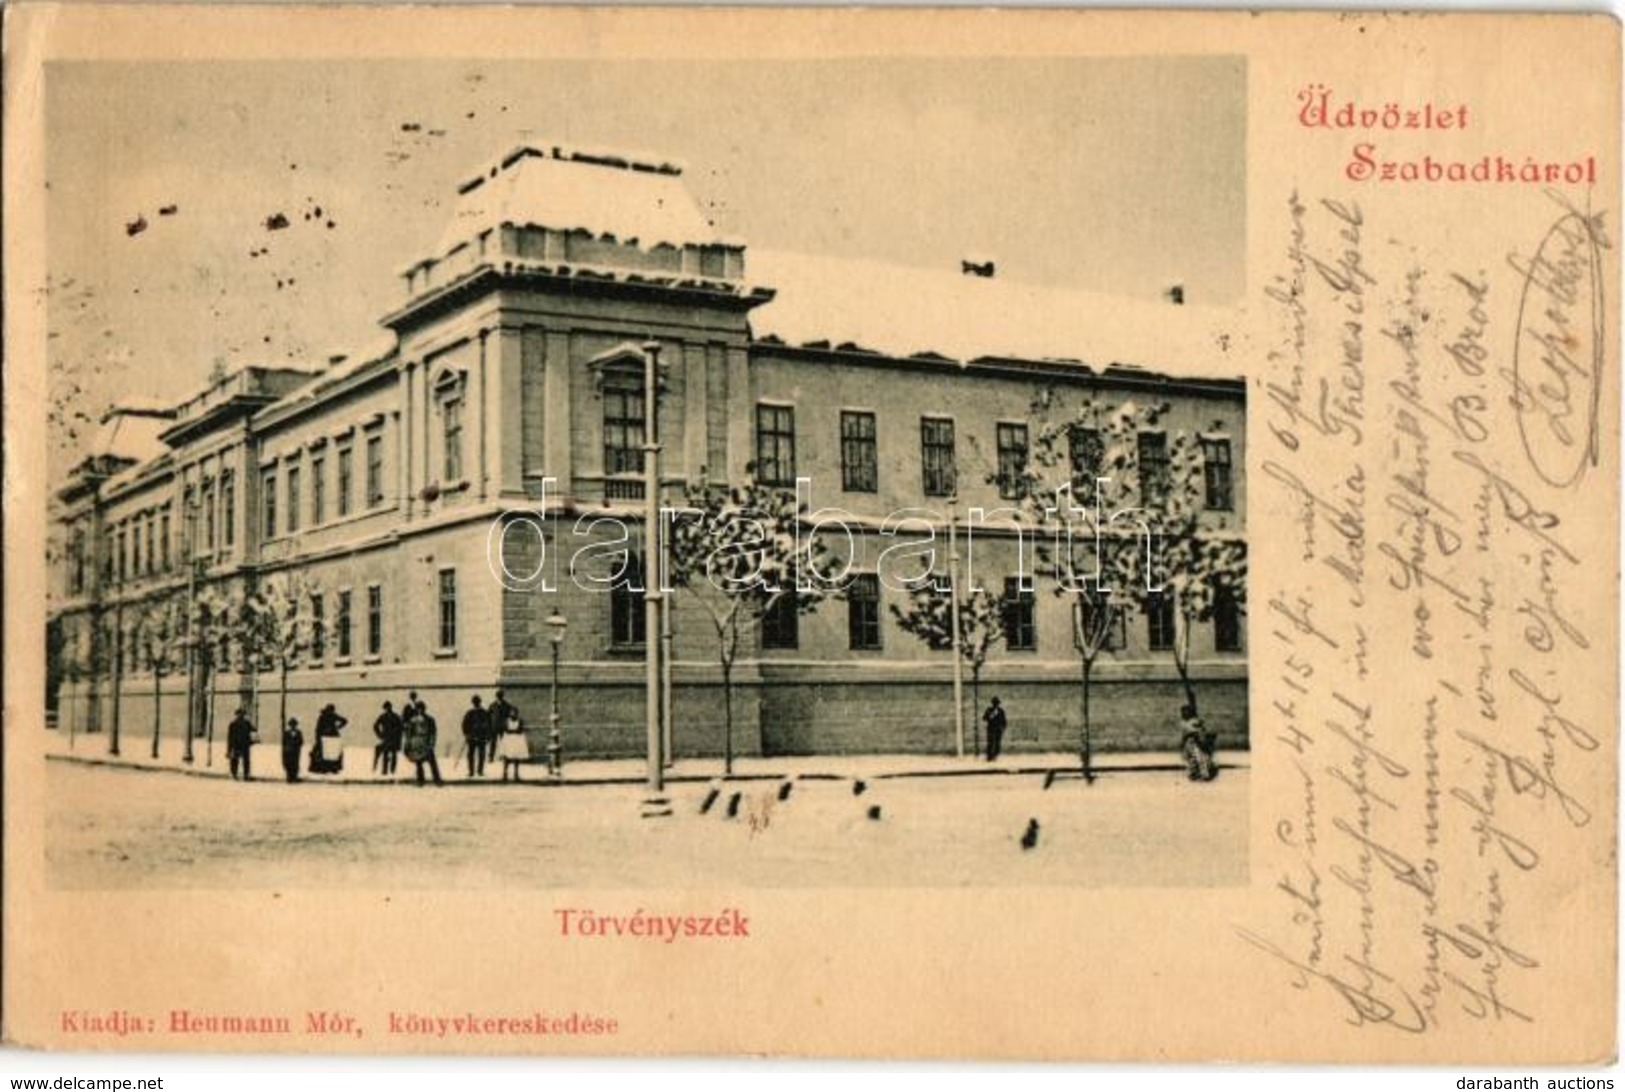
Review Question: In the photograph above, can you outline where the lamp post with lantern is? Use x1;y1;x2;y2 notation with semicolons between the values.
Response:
542;614;568;776
546;610;567;776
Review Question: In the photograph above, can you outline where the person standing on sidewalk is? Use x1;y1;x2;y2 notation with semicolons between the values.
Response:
404;700;443;787
280;718;305;783
373;700;404;777
491;689;528;781
462;695;492;778
982;696;1008;762
226;707;257;781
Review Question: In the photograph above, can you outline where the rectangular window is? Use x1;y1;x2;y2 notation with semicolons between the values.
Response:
610;550;646;647
335;589;352;660
160;510;171;571
1069;426;1104;508
202;480;215;550
220;472;235;549
366;434;385;507
69;531;85;594
761;594;799;650
337;446;354;518
130;520;142;578
847;573;882;651
261;470;277;538
146;518;156;575
920;417;956;497
840;411;878;493
311;457;326;525
603;383;646;478
1213;581;1242;652
437;568;457;651
1202;438;1234;511
442;397;464;481
996;422;1029;500
285;465;301;534
755;403;796;487
1003;576;1037;651
1138;432;1170;509
1146;591;1176;651
367;584;383;657
309;594;325;660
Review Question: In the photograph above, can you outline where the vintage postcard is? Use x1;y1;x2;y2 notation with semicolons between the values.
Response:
2;4;1618;1063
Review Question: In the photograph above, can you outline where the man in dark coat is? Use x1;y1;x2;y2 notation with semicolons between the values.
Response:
373;701;404;777
982;696;1008;762
281;718;305;783
226;707;256;781
462;695;492;778
404;700;443;787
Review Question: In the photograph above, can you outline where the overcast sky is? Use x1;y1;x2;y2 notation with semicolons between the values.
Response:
45;55;1244;470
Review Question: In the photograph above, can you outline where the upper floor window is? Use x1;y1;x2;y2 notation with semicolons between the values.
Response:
366;434;386;508
920;417;956;498
996;422;1029;500
441;394;464;482
261;470;277;539
144;517;155;576
309;593;326;660
1138;432;1170;509
160;509;171;571
201;478;216;550
840;411;878;493
602;380;647;494
1068;426;1104;509
1202;438;1234;511
336;445;354;518
130;519;142;578
285;465;302;534
1079;595;1128;652
310;457;326;525
755;404;796;487
219;471;235;550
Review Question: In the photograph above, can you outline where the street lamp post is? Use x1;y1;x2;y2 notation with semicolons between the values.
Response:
546;611;567;776
641;341;666;804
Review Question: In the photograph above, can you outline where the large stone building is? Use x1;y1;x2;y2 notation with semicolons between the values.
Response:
47;144;1246;761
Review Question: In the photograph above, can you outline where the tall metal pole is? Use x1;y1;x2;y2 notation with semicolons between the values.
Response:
548;637;561;776
642;342;665;796
660;530;674;768
947;496;966;759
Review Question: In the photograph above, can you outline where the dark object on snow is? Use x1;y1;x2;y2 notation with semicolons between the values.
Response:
125;216;147;237
725;791;742;819
1020;818;1040;851
866;805;882;821
158;204;178;216
265;212;290;231
699;786;721;814
777;780;793;801
852;779;867;796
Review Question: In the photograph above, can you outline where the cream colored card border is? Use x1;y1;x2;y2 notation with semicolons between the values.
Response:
4;5;1619;1063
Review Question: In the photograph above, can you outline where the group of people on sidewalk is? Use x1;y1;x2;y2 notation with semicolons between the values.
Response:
222;689;527;787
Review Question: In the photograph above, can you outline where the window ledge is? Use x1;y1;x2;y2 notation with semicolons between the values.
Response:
433;648;458;660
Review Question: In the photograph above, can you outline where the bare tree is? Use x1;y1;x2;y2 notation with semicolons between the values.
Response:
666;477;838;776
132;594;185;758
888;577;1010;756
240;574;326;739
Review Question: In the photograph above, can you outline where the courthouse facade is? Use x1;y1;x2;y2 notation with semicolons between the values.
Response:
47;144;1246;759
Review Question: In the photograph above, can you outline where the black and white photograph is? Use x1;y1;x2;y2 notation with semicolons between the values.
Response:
42;54;1249;890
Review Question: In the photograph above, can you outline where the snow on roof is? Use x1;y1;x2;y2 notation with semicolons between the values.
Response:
434;144;722;260
89;406;172;467
747;250;1240;380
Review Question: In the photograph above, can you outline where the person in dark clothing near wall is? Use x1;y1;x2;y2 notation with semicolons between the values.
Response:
404;700;443;787
281;718;305;783
373;701;404;777
226;707;257;781
462;695;492;778
982;696;1008;762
